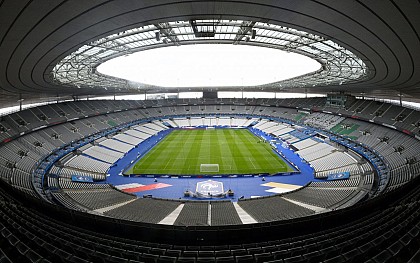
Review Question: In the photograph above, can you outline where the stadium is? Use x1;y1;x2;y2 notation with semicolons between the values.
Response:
0;1;419;263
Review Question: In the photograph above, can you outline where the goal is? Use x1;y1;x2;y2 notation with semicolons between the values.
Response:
200;164;219;173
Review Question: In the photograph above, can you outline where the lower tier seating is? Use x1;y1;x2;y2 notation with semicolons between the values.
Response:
238;196;315;222
0;177;418;263
105;198;181;224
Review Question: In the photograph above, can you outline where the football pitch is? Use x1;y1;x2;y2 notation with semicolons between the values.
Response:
127;129;295;175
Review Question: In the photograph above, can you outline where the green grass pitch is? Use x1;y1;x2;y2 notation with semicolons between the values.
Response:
127;129;295;175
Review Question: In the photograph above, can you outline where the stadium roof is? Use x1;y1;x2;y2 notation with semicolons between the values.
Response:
54;21;364;90
0;1;419;107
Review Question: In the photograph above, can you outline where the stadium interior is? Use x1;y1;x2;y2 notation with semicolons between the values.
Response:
0;1;420;263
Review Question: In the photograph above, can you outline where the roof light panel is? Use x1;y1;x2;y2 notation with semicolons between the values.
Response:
51;19;369;90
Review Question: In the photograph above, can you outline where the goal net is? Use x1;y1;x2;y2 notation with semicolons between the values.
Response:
200;164;219;173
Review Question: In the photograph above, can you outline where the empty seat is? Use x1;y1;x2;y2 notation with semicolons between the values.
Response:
370;250;393;263
216;256;235;263
157;255;177;263
254;252;274;263
235;255;254;263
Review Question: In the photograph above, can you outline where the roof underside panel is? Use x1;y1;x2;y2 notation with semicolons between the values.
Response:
0;0;419;108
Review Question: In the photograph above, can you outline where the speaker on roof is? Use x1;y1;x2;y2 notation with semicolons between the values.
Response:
155;32;160;41
251;29;256;39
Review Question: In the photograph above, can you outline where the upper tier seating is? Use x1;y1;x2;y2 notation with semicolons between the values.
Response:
304;112;345;129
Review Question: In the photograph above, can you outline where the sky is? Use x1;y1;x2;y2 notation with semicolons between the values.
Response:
97;44;321;87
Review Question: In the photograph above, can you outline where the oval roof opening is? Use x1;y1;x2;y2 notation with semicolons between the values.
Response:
97;44;320;88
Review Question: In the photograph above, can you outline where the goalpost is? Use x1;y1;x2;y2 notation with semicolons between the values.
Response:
200;164;219;173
